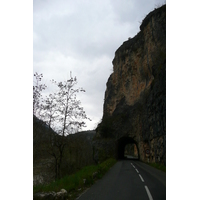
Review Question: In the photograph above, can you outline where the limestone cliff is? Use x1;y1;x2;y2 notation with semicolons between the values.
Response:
94;5;166;164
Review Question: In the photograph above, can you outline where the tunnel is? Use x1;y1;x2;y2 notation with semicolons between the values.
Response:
117;137;139;160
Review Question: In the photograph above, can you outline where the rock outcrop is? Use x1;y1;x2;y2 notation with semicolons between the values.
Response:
94;5;166;164
33;189;67;200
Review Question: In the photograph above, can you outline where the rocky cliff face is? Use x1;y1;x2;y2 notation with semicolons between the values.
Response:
94;5;166;164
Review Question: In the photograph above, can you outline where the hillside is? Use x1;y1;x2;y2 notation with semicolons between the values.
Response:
33;115;96;185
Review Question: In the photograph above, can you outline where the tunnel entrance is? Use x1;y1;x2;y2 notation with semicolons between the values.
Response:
117;137;139;160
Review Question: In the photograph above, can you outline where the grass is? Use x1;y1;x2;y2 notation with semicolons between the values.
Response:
147;162;166;172
33;158;117;198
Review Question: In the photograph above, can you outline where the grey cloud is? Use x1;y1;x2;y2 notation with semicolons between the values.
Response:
33;0;166;130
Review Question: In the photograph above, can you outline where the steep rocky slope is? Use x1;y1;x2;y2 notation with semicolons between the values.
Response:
94;5;166;164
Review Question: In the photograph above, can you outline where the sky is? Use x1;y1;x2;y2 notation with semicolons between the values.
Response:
33;0;166;131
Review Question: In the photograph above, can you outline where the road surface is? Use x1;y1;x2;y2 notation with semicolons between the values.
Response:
77;160;166;200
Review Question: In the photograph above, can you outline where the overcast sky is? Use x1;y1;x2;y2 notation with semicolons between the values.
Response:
33;0;166;131
3;1;200;197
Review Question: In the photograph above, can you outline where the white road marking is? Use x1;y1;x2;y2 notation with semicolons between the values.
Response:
139;174;144;182
131;163;135;168
130;163;138;173
131;163;153;199
130;163;139;172
145;185;153;200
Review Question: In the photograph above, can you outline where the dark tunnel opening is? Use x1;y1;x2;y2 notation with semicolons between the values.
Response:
117;137;139;160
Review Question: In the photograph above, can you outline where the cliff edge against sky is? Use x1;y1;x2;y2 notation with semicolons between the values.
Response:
94;4;166;164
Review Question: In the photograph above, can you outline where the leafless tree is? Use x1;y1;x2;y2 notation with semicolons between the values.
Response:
43;74;91;179
33;72;91;180
33;72;47;118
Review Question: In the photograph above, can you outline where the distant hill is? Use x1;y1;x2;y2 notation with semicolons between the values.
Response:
33;115;96;184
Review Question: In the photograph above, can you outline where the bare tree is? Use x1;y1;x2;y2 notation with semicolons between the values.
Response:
33;72;91;180
43;74;91;179
55;76;90;136
33;72;47;118
42;91;58;129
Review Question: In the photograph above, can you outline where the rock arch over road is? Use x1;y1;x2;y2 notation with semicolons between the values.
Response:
117;136;139;160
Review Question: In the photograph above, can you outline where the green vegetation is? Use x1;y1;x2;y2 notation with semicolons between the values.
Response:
33;158;116;196
147;162;166;172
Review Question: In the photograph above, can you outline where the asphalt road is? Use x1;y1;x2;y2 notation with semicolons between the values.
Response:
77;160;166;200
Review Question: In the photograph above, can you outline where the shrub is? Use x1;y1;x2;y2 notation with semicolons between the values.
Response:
33;158;117;195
